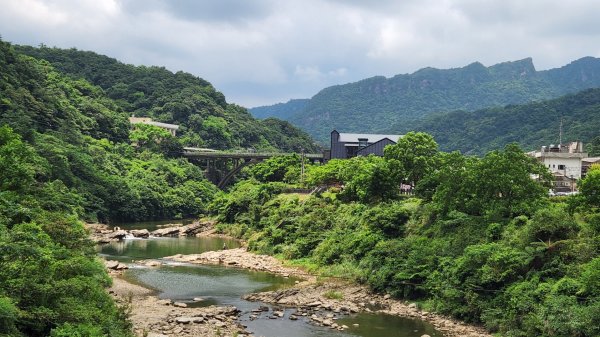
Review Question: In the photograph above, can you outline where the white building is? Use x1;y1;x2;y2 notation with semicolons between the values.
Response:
529;141;587;182
129;117;179;136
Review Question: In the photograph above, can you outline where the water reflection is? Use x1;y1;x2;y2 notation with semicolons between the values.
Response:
98;236;240;262
98;223;443;337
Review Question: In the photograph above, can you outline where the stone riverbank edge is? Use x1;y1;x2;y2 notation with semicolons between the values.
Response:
163;247;493;337
92;222;492;337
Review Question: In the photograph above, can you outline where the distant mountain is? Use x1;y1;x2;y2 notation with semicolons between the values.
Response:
250;98;309;119
257;57;600;143
392;88;600;155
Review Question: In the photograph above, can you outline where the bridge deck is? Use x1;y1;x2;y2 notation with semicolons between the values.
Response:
183;149;323;160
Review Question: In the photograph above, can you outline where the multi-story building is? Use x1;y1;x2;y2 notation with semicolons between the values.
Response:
529;141;587;192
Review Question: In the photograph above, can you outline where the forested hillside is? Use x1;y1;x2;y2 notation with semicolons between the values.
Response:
252;57;600;143
212;133;600;337
0;38;321;336
250;98;309;120
16;45;318;152
0;39;141;336
392;88;600;155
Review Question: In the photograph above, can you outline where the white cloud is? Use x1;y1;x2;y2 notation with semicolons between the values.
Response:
1;0;600;107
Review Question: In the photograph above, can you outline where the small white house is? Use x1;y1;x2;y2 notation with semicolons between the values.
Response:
529;141;587;180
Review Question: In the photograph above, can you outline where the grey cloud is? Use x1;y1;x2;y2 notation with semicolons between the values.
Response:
120;0;273;23
0;0;599;107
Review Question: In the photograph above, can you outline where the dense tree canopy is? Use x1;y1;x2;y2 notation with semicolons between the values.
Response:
16;44;319;153
211;136;599;337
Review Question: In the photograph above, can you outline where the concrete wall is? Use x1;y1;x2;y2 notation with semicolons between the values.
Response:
542;157;583;179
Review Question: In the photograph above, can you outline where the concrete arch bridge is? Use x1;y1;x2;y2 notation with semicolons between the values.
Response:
183;147;324;189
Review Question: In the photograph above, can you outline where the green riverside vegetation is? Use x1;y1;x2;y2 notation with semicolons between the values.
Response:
0;38;317;336
211;132;600;337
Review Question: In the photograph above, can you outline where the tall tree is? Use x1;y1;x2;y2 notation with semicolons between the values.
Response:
384;132;438;186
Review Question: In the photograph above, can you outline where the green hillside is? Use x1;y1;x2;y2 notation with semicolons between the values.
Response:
394;88;600;155
253;57;600;143
16;45;319;153
250;98;309;119
0;38;322;337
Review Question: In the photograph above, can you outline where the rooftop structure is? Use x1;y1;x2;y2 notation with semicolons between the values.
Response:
329;130;403;160
529;141;587;180
129;117;180;136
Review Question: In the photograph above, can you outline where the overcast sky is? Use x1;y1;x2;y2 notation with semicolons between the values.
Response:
1;0;600;108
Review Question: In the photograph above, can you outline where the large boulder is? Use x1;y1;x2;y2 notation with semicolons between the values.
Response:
130;229;150;238
107;230;128;240
151;227;181;237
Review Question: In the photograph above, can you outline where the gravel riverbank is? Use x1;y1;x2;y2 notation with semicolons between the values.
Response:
95;222;492;337
164;247;493;337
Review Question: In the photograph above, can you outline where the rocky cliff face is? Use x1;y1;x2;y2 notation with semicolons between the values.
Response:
252;57;600;143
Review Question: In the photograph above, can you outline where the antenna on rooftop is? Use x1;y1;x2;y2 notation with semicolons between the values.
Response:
559;117;563;146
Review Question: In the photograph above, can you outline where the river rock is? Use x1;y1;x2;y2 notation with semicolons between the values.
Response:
176;317;193;324
105;260;119;269
130;229;150;238
157;299;172;305
173;302;188;308
307;301;322;307
145;260;162;267
108;230;128;240
115;262;128;270
151;227;181;237
421;335;431;337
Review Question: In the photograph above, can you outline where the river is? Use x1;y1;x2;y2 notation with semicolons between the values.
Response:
98;220;443;337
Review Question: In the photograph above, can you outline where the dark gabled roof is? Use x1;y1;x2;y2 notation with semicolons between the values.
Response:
357;137;397;155
338;132;402;143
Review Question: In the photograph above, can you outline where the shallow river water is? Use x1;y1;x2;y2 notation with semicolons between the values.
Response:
98;221;443;337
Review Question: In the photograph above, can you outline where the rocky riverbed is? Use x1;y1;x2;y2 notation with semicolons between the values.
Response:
95;222;492;337
163;248;493;337
88;221;216;244
108;274;250;337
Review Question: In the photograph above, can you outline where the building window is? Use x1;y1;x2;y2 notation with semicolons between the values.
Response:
358;138;368;147
558;164;565;170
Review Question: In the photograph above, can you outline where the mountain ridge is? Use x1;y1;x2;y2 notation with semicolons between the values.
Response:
250;57;600;144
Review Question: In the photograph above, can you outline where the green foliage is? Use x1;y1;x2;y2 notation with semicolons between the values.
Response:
253;57;600;147
422;144;551;218
0;295;19;335
405;88;600;154
16;44;319;153
247;155;301;183
337;155;401;203
384;131;438;185
323;290;344;300
212;132;598;337
579;166;600;208
129;123;182;157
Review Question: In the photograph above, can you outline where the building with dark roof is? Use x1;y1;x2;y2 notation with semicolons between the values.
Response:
329;130;402;160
